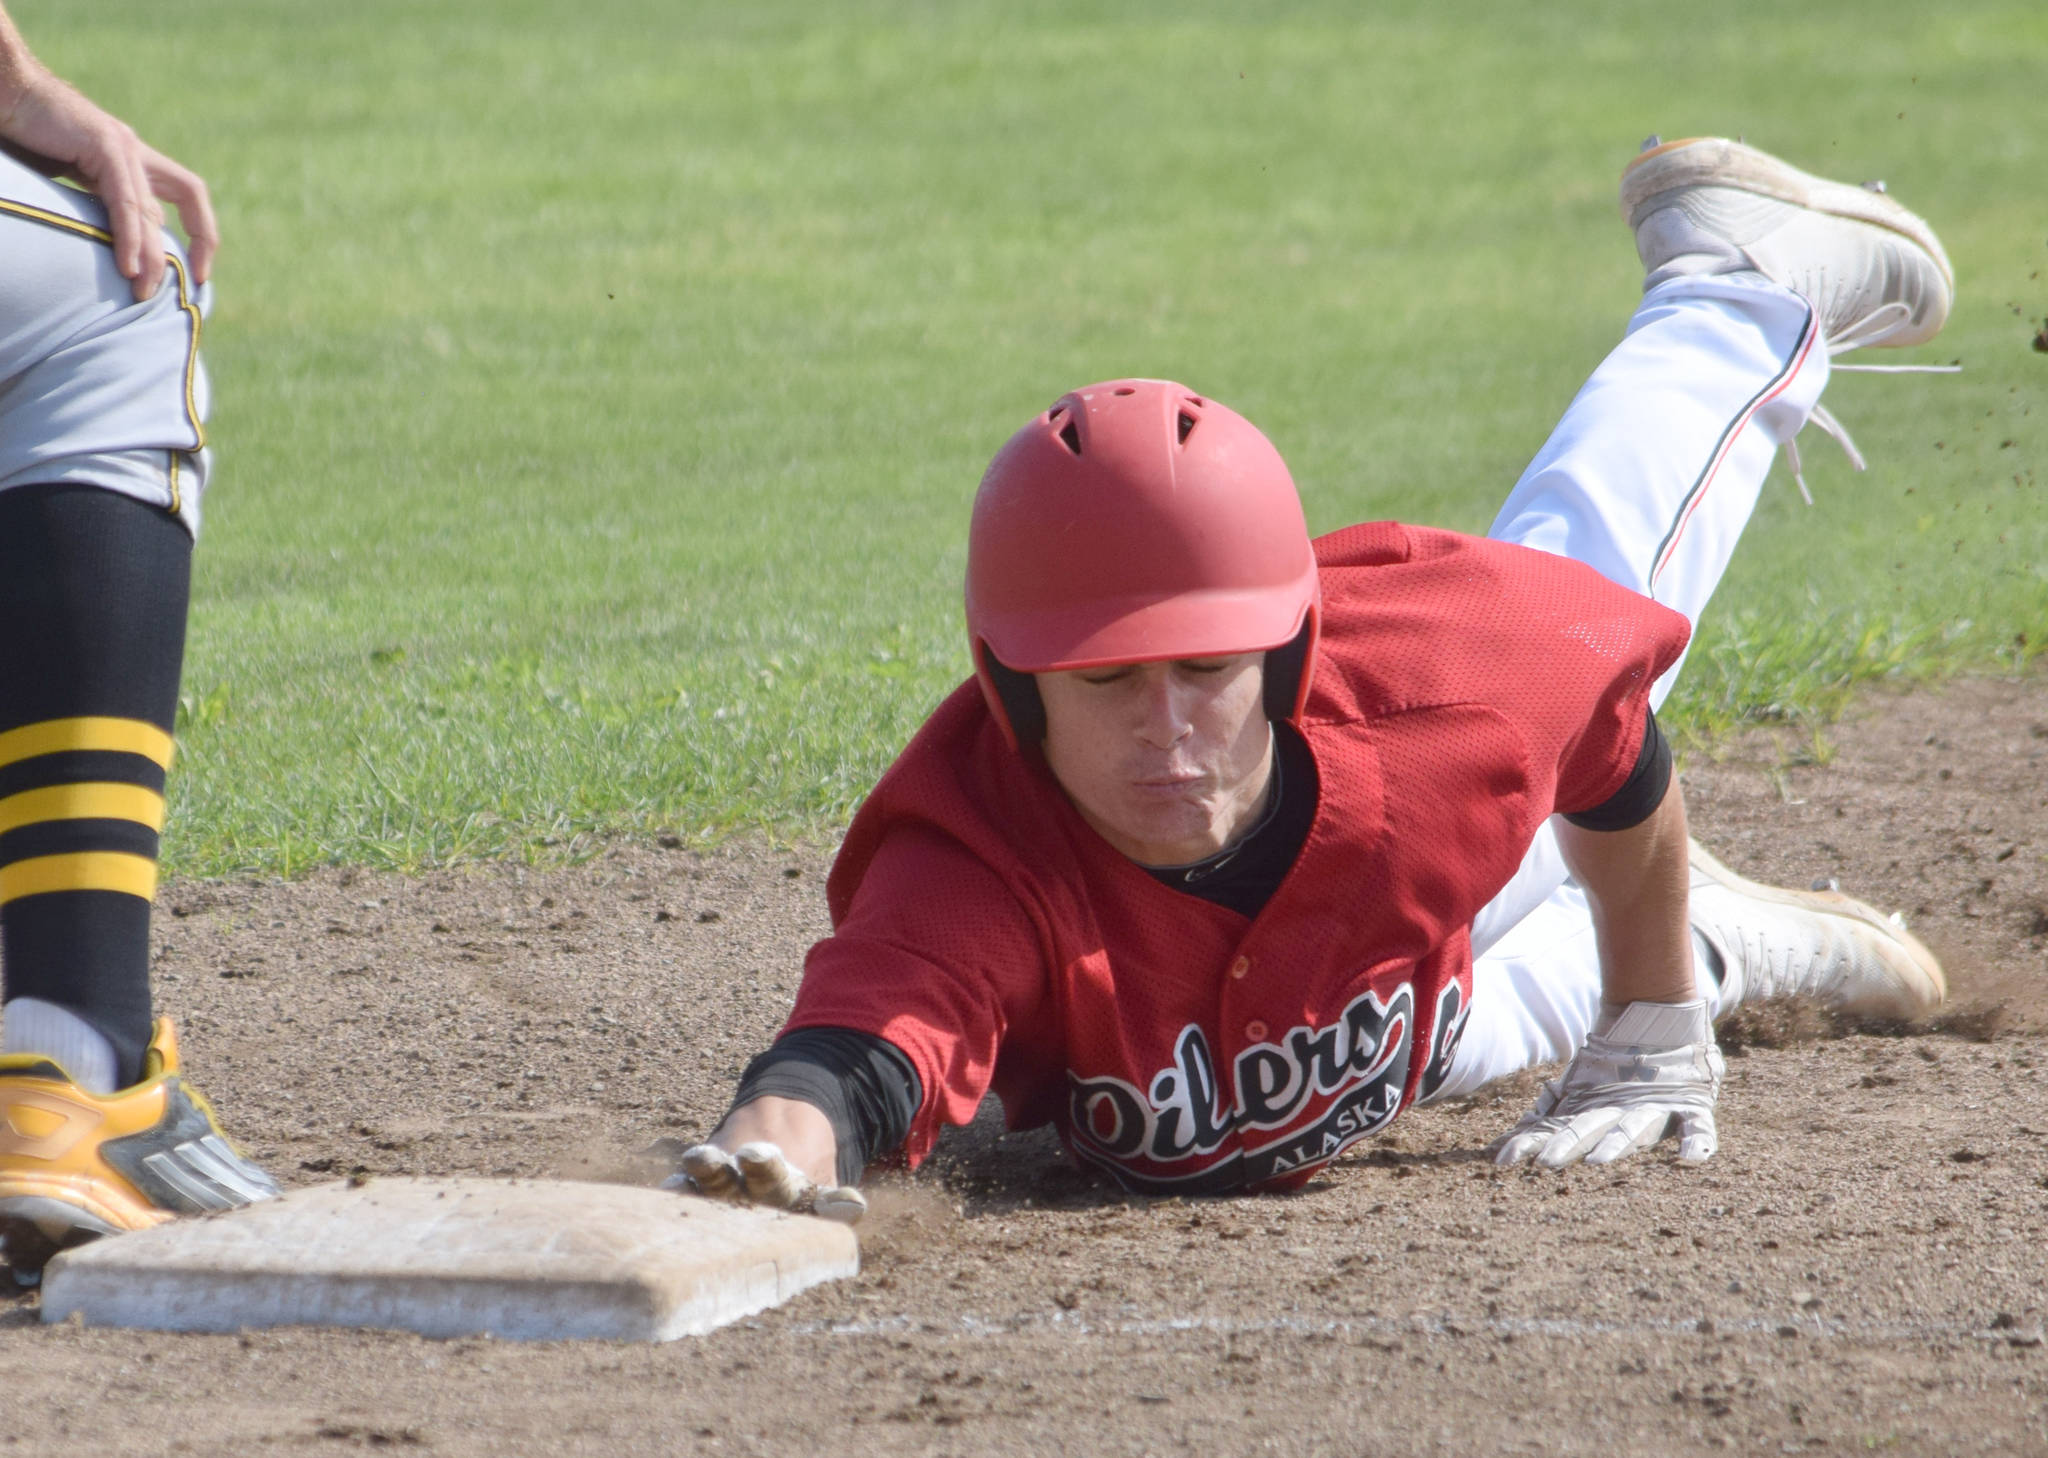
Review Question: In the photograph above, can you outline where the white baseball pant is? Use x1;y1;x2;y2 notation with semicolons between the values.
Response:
1424;270;1829;1101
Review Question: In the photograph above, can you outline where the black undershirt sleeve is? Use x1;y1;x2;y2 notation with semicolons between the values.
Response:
727;1027;922;1187
1562;704;1674;832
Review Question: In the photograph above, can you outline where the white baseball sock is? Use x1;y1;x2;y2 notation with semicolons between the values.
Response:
2;996;119;1094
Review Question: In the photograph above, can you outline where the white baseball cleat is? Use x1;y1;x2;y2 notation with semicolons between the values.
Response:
1622;136;1953;348
1688;840;1946;1021
1621;135;1957;502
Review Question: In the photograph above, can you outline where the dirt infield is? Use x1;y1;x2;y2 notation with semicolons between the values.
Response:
5;671;2047;1457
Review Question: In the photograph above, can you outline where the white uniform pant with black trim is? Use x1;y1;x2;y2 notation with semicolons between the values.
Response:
1422;271;1828;1102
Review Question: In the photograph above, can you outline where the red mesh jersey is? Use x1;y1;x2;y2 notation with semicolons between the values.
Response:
789;523;1691;1193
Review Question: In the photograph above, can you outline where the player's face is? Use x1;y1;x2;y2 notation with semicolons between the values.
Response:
1037;653;1275;867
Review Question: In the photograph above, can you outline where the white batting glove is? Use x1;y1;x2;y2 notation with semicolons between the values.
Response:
1491;999;1724;1169
665;1141;869;1224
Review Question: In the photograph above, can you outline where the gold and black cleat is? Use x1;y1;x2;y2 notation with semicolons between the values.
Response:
0;1017;276;1278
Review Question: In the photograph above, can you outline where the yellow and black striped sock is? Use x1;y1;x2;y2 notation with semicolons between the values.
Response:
0;486;192;1086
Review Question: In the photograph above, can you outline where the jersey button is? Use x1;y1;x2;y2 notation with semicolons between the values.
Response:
1228;955;1251;980
1245;1020;1268;1042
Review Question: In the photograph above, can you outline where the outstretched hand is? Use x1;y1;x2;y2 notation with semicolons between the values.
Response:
668;1141;868;1224
1491;999;1723;1169
0;33;215;299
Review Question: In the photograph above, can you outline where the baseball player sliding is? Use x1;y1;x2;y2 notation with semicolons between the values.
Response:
0;4;276;1277
680;136;1953;1220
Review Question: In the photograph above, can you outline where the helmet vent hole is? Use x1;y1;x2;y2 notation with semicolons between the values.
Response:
1057;417;1082;455
1176;411;1197;444
1113;386;1135;396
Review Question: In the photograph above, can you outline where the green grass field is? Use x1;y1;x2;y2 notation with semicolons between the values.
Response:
24;0;2048;876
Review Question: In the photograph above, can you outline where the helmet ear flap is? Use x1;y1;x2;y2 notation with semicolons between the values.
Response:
1262;619;1316;723
979;648;1046;750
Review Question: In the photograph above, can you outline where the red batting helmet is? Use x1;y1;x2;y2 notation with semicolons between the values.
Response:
965;379;1321;750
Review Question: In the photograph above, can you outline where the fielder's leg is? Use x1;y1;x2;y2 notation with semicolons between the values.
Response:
0;485;190;1087
0;156;275;1276
0;487;279;1274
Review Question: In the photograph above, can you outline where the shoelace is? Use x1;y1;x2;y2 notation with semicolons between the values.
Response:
1786;301;1962;506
